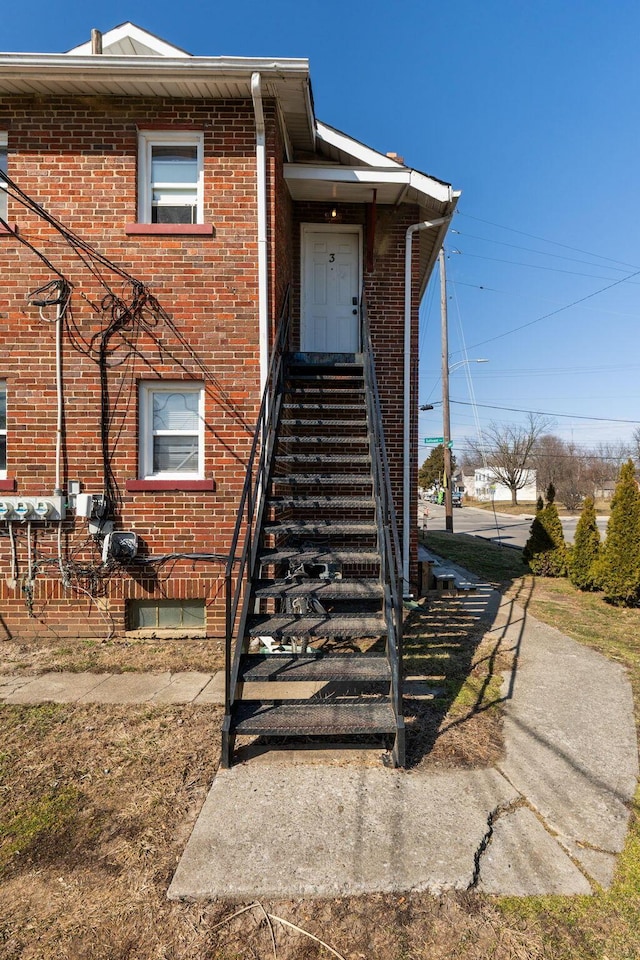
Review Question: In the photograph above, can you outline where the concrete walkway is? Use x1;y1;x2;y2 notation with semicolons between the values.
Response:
2;573;638;899
0;669;224;705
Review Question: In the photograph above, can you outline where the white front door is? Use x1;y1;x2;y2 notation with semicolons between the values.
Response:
301;226;361;352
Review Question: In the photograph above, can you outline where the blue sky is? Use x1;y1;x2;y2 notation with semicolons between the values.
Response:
4;0;640;455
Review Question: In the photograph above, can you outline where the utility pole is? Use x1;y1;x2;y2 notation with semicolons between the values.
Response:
439;248;453;532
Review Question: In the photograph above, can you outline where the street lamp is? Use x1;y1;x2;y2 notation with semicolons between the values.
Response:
449;359;488;374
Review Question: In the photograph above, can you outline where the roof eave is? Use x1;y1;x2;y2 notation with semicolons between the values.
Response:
0;54;315;151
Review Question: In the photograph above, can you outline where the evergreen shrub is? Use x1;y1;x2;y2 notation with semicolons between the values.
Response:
594;460;640;605
567;496;600;591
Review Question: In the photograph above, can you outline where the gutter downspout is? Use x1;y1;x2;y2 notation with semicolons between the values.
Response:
251;72;269;392
403;216;451;595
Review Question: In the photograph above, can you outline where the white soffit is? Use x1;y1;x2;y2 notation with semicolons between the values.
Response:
284;163;455;206
316;121;404;168
0;22;316;152
291;121;456;207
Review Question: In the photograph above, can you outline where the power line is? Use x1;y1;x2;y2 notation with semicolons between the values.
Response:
456;211;640;270
448;399;640;424
450;249;640;284
459;265;640;352
450;229;639;272
449;279;640;319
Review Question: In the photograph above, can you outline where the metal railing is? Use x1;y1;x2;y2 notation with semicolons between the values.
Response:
361;295;405;764
224;288;291;722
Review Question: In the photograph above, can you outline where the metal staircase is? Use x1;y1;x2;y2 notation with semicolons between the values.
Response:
221;294;404;767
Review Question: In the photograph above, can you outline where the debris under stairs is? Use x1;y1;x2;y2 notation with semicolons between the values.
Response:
222;348;404;768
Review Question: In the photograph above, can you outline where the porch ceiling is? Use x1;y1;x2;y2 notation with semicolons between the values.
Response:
284;163;455;208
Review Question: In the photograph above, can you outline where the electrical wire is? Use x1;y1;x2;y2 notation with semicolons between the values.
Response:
449;399;640;424
451;228;640;272
456;210;640;271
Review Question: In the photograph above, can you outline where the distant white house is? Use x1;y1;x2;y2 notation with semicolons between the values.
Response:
473;468;537;503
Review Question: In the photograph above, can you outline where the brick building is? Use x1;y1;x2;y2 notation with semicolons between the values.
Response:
0;24;458;761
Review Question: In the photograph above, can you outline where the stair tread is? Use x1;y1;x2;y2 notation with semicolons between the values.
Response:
286;387;364;396
273;474;373;484
280;419;366;428
283;399;365;407
259;547;379;564
269;495;374;508
263;520;376;534
232;699;397;735
248;613;386;637
239;652;390;682
288;351;362;363
278;435;368;444
253;578;383;599
276;454;370;464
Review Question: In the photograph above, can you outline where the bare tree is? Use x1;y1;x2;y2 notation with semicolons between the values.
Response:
533;435;594;511
468;413;551;506
531;433;567;494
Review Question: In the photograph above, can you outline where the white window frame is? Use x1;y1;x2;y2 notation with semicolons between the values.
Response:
0;380;6;479
0;132;7;222
139;382;205;480
137;131;204;225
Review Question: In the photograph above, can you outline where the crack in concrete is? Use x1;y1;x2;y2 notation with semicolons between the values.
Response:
468;796;527;889
496;762;621;856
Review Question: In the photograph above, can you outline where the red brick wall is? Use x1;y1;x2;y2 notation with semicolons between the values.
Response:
0;95;269;639
0;92;422;641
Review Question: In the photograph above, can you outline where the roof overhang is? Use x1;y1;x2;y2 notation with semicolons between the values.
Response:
284;163;455;206
0;54;316;152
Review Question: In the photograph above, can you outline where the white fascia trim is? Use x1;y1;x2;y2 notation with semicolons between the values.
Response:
285;164;453;204
66;22;192;57
0;53;310;77
316;121;402;168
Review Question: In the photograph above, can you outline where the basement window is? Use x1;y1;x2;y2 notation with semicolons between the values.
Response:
137;131;204;225
139;382;205;480
127;599;206;632
0;382;6;478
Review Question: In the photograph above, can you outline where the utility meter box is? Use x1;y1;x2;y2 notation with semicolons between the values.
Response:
76;493;106;519
102;531;139;564
0;496;65;521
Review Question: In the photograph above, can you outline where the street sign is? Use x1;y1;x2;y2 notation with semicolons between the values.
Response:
423;438;453;448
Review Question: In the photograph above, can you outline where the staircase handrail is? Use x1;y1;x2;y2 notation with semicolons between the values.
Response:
360;294;404;745
224;287;291;716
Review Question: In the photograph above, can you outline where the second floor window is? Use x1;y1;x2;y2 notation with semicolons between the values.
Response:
138;131;204;225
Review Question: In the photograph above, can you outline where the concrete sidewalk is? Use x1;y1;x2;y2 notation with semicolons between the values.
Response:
167;583;638;899
0;669;224;706
2;580;637;898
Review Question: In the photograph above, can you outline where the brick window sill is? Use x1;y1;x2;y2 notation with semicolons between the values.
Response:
124;223;214;237
0;224;18;235
0;478;16;491
126;479;216;492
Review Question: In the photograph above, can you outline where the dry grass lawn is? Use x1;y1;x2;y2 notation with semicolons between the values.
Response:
1;531;639;959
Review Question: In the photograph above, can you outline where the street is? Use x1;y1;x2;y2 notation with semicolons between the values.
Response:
420;501;609;549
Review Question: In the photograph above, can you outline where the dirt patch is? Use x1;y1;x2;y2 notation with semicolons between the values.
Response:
0;634;225;676
0;698;540;960
1;568;640;958
403;598;509;769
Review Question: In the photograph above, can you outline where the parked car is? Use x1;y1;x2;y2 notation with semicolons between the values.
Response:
452;492;463;507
